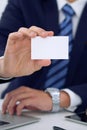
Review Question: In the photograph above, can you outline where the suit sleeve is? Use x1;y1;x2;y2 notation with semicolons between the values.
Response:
69;84;87;113
0;0;26;56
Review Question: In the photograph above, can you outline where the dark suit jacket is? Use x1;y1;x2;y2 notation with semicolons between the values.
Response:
0;0;87;113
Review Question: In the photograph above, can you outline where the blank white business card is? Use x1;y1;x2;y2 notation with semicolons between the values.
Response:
31;36;69;59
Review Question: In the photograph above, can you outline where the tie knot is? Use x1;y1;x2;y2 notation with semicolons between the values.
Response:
62;4;75;17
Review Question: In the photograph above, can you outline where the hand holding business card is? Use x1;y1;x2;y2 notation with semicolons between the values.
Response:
31;36;69;59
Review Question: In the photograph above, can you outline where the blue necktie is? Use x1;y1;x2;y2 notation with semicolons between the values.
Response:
45;4;75;89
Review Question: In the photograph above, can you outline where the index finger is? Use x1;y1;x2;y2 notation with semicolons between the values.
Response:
29;26;54;37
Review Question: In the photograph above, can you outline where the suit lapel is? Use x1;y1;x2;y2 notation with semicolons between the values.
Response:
43;0;60;35
65;4;87;86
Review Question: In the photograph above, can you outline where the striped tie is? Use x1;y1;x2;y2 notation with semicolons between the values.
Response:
45;4;75;89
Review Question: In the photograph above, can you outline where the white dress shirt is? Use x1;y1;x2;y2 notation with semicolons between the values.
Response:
56;0;87;111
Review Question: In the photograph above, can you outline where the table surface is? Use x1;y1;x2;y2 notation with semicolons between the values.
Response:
0;100;87;130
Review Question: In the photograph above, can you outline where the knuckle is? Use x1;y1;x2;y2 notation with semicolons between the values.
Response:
29;25;36;30
12;96;17;103
25;87;29;91
18;27;26;32
20;86;28;91
5;93;12;99
20;86;25;90
8;33;13;39
8;105;13;110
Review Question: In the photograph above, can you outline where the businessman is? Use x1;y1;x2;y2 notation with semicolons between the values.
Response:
0;0;87;115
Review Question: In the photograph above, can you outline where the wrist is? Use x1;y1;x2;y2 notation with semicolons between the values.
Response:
60;90;70;108
45;88;61;112
0;58;5;77
0;57;11;78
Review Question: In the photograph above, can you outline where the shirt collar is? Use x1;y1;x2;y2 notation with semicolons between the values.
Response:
57;0;87;18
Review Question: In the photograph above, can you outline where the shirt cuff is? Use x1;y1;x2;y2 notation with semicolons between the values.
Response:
62;88;82;112
0;56;4;59
0;77;12;80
